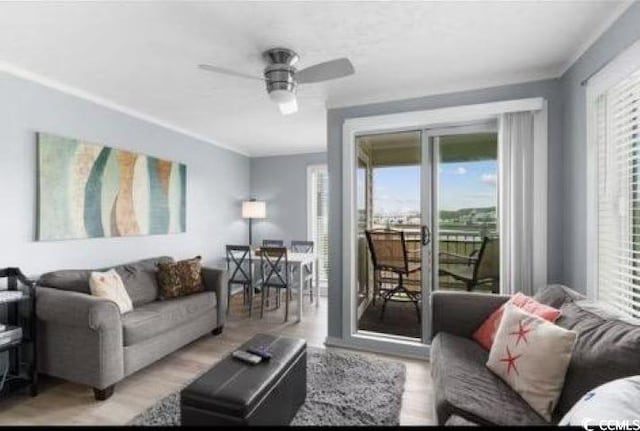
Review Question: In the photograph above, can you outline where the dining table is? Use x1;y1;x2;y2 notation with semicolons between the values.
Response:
227;248;319;322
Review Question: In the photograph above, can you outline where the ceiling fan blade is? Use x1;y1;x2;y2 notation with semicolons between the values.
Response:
296;58;354;84
198;64;264;82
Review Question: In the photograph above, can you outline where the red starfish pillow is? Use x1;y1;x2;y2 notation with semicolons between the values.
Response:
473;292;561;350
486;305;577;421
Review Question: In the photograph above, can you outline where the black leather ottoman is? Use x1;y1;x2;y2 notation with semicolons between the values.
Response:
181;334;307;426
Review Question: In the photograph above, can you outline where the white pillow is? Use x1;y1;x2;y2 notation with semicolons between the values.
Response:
486;304;577;421
559;376;640;426
89;269;133;314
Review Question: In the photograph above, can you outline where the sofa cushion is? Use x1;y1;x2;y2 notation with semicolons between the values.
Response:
113;256;173;306
121;291;216;346
552;299;640;421
431;332;547;426
38;256;173;306
533;284;585;309
38;269;93;294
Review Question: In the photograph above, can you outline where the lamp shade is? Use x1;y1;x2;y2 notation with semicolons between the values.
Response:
242;200;266;219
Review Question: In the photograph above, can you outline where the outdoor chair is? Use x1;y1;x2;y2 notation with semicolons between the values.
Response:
365;229;422;322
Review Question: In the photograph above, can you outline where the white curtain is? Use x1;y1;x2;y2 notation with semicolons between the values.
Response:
499;111;537;296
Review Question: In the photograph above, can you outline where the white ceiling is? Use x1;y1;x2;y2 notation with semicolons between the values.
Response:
0;1;631;156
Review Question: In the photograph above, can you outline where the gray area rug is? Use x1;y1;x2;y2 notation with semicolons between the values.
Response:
129;347;406;426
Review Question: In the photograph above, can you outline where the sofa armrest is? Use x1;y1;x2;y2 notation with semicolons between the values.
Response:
35;286;124;390
36;285;121;331
430;291;509;340
202;266;227;328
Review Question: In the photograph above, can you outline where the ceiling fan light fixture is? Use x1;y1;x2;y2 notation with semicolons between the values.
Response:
269;88;298;114
198;46;354;116
268;88;296;104
278;97;298;115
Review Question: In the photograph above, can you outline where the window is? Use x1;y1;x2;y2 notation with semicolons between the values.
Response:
308;165;329;285
592;67;640;318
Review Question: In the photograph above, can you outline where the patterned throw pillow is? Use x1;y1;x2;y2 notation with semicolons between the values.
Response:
473;292;561;350
486;305;577;421
559;376;640;426
88;269;134;314
157;256;204;299
176;256;205;294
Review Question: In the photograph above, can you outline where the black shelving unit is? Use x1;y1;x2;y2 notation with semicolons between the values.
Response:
0;268;37;398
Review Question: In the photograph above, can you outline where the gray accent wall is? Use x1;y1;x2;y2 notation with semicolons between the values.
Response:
250;152;326;245
0;72;249;275
560;2;640;292
326;79;564;339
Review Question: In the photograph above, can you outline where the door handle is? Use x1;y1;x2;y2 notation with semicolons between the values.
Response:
421;225;431;246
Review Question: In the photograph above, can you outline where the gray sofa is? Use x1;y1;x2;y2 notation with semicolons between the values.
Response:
430;284;640;425
36;256;227;400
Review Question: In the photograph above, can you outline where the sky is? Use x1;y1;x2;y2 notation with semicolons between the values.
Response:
364;160;497;215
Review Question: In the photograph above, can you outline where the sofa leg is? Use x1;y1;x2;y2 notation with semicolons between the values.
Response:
93;385;115;401
211;325;224;336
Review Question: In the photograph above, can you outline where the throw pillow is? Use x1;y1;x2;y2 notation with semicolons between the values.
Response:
486;305;577;421
473;292;561;350
88;269;134;314
157;256;204;299
176;256;204;294
559;376;640;426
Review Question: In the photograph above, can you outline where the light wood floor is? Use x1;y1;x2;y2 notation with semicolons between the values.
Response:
0;291;435;425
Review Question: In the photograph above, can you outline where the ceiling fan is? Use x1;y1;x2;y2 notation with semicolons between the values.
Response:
198;47;355;115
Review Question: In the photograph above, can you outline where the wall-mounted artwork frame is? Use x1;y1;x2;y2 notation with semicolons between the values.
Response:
37;132;186;241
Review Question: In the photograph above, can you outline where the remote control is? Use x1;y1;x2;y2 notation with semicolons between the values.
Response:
232;350;262;365
246;346;273;360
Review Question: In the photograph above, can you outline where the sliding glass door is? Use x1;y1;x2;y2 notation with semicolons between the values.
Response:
351;123;500;347
433;129;500;295
355;131;429;341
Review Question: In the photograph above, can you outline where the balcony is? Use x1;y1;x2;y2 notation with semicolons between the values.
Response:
358;224;498;295
355;129;500;339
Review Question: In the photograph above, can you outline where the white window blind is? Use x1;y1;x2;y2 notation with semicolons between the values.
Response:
595;68;640;319
308;165;329;283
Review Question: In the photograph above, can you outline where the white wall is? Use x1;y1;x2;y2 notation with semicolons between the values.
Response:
0;72;250;275
249;152;326;245
560;2;640;291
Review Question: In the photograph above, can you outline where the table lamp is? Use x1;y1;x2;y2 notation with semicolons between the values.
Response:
242;199;266;245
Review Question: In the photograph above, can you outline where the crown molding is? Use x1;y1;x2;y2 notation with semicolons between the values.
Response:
556;0;635;77
326;70;555;109
0;60;250;157
250;145;327;158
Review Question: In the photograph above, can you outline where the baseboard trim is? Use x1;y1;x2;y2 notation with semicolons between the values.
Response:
324;335;430;361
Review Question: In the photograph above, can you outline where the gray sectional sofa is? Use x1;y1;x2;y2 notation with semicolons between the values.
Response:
36;256;226;400
430;284;640;425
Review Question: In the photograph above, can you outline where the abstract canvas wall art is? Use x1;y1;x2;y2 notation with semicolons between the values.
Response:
37;133;186;241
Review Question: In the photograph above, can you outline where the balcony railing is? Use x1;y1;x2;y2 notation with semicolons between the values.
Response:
365;223;491;254
358;224;498;293
439;229;487;256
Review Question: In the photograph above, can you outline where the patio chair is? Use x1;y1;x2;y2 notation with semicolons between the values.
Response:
365;229;422;322
291;240;315;302
438;236;499;293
